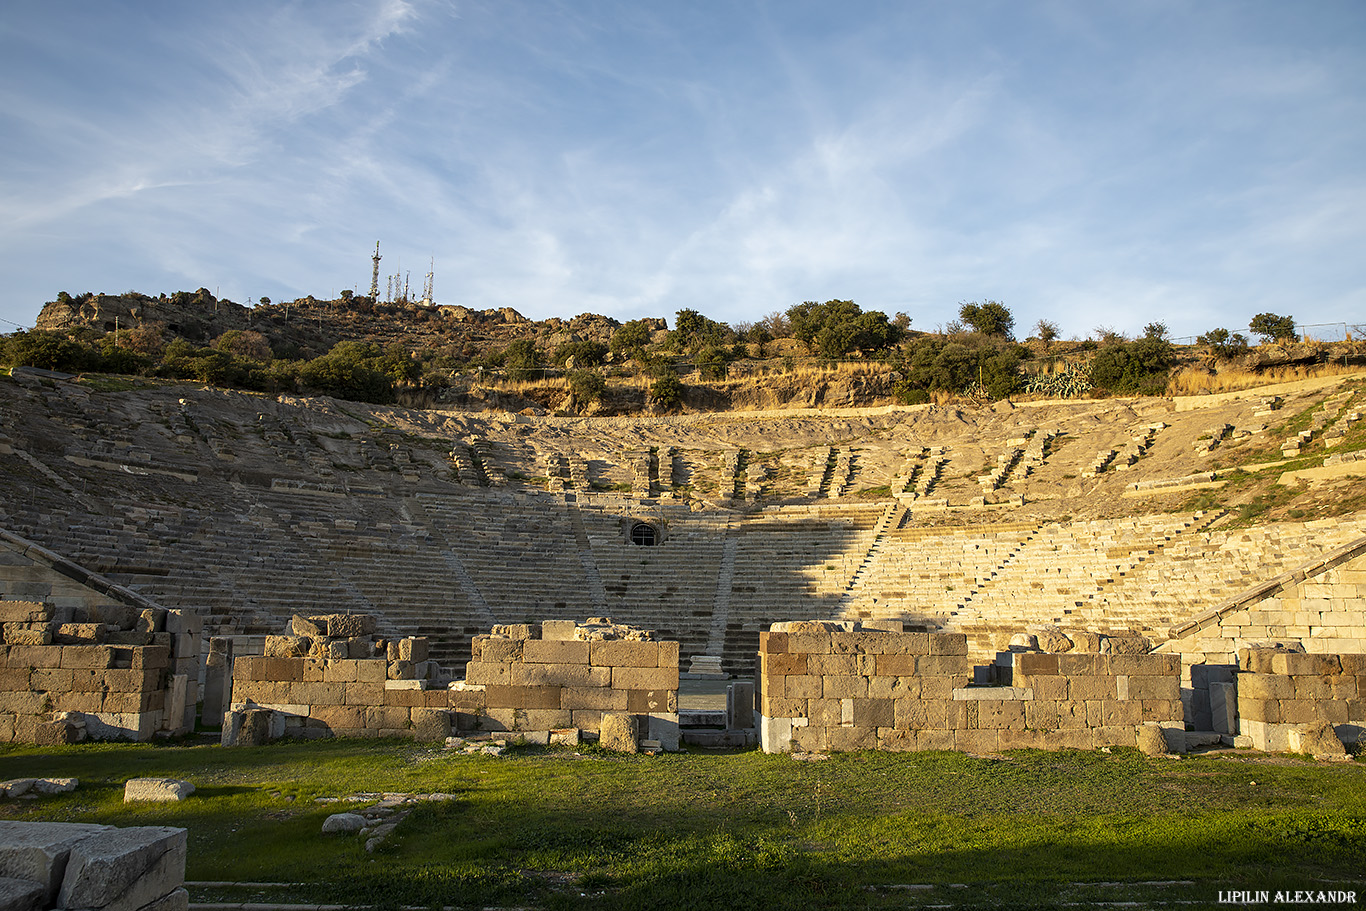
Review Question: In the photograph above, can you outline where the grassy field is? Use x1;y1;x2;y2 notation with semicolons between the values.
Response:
2;738;1363;909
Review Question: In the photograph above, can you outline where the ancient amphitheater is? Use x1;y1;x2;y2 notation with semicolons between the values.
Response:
3;366;1364;712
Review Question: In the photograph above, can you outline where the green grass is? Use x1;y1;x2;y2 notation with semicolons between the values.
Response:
2;740;1363;909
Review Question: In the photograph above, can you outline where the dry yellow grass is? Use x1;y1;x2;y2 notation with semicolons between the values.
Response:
1165;363;1363;396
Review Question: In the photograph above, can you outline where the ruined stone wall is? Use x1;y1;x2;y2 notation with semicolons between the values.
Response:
452;618;680;747
225;613;448;740
1237;647;1365;751
1163;542;1366;666
757;621;1184;753
0;600;201;743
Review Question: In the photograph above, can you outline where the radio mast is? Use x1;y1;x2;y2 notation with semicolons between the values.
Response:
369;242;381;300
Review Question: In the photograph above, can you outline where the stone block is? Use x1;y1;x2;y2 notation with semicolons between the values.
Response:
346;637;374;659
930;633;968;656
828;631;888;655
493;623;533;639
792;723;827;753
657;641;680;668
761;695;806;718
0;821;113;904
513;663;610;688
58;825;187;911
411;708;450;742
1287;721;1348;760
590;640;658;668
1272;653;1341;676
611;666;677;691
309;705;365;730
569;709;603;732
59;647;116;670
463;661;512;686
1237;673;1293;700
757;631;788;653
1015;653;1058;677
998;728;1046;750
1068;676;1116;701
873;654;917;676
322;660;359;683
325;614;376;638
786;632;834;655
866;675;919;699
822;675;868;699
1278;699;1319;724
954;729;1000;753
916;729;955;751
472;636;523;664
647;712;681;751
917;656;970;676
1058;654;1106;676
827;725;877;752
0;601;51;624
365;705;412;730
628;689;677;714
761;652;807;676
540;619;577;640
878;728;917;751
976;700;1026;730
123;778;194;803
598;710;639;753
263;636;309;659
3;626;51;646
1209;682;1237;734
6;645;62;668
852;698;893;729
807;653;860;675
1125;676;1179;701
485;685;564;710
521;639;589;665
343;682;384;706
387;660;415;680
0;876;44;911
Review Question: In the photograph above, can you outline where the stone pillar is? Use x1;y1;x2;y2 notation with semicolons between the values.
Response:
201;638;233;727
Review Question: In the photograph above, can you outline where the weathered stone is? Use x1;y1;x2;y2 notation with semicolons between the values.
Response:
58;825;187;911
1209;681;1237;735
321;813;367;834
0;821;112;904
1100;635;1150;656
123;778;194;803
0;876;44;911
326;613;377;638
34;720;81;746
411;708;451;743
1289;722;1349;761
599;713;638;753
33;778;78;795
290;615;326;638
1136;723;1168;756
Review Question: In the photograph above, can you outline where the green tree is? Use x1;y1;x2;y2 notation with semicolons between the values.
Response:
553;340;608;368
1;330;94;372
1249;312;1297;343
958;300;1014;338
785;300;903;356
1033;320;1060;344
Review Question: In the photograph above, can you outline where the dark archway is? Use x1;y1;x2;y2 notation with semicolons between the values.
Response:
629;522;658;546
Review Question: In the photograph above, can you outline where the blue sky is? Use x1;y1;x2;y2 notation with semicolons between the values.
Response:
2;1;1363;340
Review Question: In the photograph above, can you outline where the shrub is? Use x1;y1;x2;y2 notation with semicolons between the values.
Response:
1197;328;1250;359
1089;337;1174;395
649;369;685;412
568;370;606;405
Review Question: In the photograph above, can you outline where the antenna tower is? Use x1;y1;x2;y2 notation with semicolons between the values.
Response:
422;258;434;306
369;242;381;300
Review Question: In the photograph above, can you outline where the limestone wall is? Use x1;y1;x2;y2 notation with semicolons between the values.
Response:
0;600;201;743
225;613;448;740
453;618;680;748
1237;647;1365;751
757;621;1184;753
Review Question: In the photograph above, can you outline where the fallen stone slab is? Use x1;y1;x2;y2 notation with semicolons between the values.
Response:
0;821;112;905
124;778;194;803
58;825;187;911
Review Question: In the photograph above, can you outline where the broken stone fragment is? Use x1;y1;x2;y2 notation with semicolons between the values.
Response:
124;778;194;803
